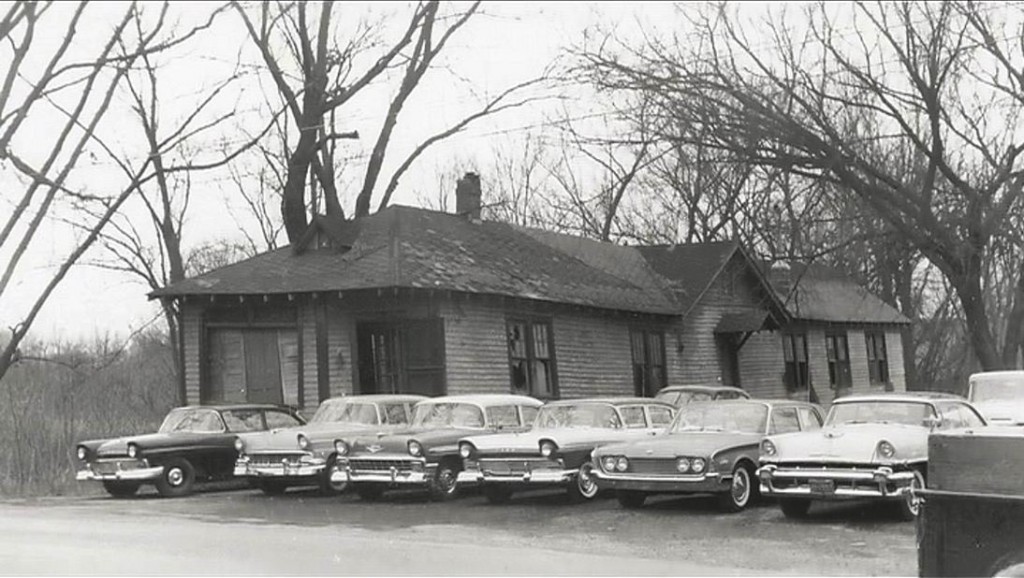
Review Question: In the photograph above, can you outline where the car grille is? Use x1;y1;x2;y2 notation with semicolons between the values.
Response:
248;453;305;466
91;459;146;475
478;458;559;475
348;459;416;473
624;458;680;476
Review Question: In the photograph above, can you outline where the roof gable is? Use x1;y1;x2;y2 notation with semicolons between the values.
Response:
770;262;910;325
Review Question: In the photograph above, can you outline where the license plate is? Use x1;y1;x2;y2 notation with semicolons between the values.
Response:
809;479;836;495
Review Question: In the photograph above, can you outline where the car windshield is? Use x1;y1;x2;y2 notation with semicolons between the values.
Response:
309;400;379;425
970;377;1024;403
671;404;767;434
158;408;224;433
657;390;714;405
534;403;622;429
412;403;485;429
826;401;936;427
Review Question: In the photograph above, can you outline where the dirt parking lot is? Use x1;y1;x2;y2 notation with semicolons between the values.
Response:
0;485;917;576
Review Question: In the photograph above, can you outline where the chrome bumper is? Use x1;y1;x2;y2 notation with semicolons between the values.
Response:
592;470;723;493
345;461;477;486
476;468;576;485
76;461;164;482
757;464;918;500
234;456;327;478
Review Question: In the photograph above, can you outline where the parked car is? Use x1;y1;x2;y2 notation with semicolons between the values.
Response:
342;394;543;501
234;394;427;495
593;399;823;512
654;385;750;407
76;404;306;497
757;391;986;520
967;370;1024;425
460;397;677;504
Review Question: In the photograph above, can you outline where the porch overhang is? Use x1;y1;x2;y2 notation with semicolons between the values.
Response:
714;311;773;334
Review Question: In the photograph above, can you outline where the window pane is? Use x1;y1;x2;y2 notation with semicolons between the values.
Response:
222;409;263;432
769;407;801;434
264;410;301;429
520;405;539;426
620;406;647;428
383;404;409;424
486;406;521;428
532;324;550;359
508;323;527;359
533;359;552;396
648;406;674;426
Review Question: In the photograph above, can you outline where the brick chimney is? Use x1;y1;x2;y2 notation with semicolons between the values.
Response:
770;259;792;300
455;172;482;221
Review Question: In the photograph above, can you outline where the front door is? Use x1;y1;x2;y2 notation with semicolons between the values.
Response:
356;319;446;396
716;333;741;387
243;330;284;404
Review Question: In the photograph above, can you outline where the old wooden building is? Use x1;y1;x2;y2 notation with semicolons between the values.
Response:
153;175;909;411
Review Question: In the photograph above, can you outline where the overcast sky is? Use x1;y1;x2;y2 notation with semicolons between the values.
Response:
2;1;688;344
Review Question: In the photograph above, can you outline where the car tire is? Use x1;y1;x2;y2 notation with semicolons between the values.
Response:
102;481;141;498
566;462;600;503
617;490;647;509
482;485;513;505
355;483;385;502
779;498;812;519
428;461;461;502
717;463;754;513
259;480;289;496
317;455;348;496
155;458;196;498
896;469;926;521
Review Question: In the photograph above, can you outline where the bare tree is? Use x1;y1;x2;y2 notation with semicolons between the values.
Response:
577;1;1024;370
0;1;219;384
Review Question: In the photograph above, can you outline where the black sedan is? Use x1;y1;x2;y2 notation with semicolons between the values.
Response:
76;404;305;497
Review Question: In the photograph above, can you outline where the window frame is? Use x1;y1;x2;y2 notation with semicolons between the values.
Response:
782;333;810;392
825;332;852;389
506;318;559;400
865;331;890;385
630;328;667;397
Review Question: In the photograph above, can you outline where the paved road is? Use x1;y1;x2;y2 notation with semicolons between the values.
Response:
0;485;917;576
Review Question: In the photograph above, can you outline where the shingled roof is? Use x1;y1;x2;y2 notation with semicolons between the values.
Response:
153;204;909;326
771;262;910;325
152;205;681;315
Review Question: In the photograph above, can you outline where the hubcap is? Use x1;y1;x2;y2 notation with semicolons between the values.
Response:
907;473;923;515
578;465;597;498
438;469;456;493
167;467;184;487
732;470;749;505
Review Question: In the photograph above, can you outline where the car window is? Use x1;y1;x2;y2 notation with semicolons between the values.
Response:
222;409;265;432
955;403;986;428
937;403;986;429
263;410;302;430
535;403;622;429
647;405;674;427
768;407;801;435
486;405;521;428
716;391;745;400
382;404;409;425
160;408;225;433
797;407;823;430
520;405;539;427
620;406;647;428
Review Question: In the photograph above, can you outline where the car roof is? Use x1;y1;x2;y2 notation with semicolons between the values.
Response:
543;397;676;408
970;370;1024;379
833;391;966;404
685;398;818;409
319;394;429;403
657;385;747;393
173;403;297;412
413;394;544;407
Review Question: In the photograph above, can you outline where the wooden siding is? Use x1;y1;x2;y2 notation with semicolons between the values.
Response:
325;302;356;398
550;312;635;399
299;302;317;408
441;299;518;395
182;303;203;404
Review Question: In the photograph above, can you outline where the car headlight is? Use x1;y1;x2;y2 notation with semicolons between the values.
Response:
408;440;423;457
540;441;558;458
127;443;139;459
690;457;706;474
877;440;896;459
333;440;348;456
459;442;475;459
676;457;691;473
234;438;245;453
76;446;87;461
615;456;628;472
297;434;310;451
601;456;617;472
761;439;777;457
